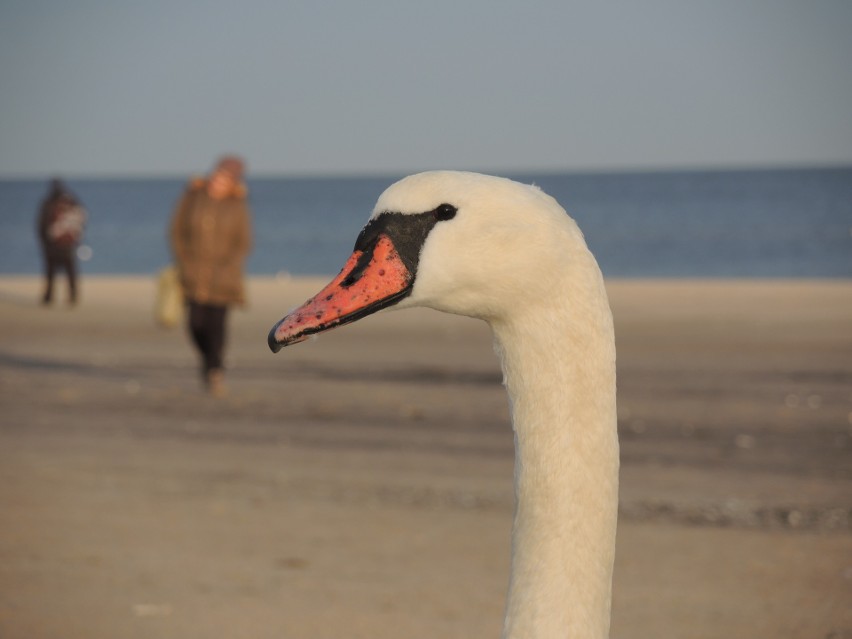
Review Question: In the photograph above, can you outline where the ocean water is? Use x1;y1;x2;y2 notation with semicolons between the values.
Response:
1;167;850;278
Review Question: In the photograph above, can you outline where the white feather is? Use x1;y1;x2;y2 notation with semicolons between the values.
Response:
373;171;618;639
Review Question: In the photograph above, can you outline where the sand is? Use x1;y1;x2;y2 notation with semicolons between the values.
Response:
0;275;850;639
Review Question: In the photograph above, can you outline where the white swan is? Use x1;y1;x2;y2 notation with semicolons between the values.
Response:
269;171;618;639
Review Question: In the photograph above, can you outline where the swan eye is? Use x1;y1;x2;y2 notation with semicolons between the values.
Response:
432;203;457;222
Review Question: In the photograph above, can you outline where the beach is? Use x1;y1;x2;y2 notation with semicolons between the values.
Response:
0;275;850;639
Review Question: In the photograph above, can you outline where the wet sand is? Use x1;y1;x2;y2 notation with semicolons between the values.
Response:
0;275;850;639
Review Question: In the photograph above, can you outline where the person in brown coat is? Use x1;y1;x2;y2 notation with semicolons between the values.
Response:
170;155;253;396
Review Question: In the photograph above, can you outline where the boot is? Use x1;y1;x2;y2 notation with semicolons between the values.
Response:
206;368;227;398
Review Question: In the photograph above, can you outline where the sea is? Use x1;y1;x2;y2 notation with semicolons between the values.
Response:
1;167;850;278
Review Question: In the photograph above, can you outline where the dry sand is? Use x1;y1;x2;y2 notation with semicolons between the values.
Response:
0;275;850;639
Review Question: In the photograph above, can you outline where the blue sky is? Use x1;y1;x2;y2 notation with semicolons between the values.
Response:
1;0;851;177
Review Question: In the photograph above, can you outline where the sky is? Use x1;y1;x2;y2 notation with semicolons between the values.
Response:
1;0;851;177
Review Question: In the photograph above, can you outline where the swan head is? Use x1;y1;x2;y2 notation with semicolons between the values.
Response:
269;171;596;351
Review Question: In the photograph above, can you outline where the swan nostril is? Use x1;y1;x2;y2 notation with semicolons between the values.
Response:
341;248;374;288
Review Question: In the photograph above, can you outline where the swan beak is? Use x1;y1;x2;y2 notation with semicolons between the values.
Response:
268;234;413;352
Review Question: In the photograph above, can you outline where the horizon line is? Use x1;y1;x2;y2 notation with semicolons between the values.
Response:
2;160;852;182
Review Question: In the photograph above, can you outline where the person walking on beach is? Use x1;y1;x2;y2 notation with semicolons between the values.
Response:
37;178;87;306
170;155;253;397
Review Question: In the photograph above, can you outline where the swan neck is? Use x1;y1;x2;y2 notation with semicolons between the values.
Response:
493;300;619;639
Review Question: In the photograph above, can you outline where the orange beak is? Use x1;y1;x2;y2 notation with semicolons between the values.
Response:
268;234;413;352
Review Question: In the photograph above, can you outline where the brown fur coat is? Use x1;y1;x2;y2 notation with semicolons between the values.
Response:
169;177;252;306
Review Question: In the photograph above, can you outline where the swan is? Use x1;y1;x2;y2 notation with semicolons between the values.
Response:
268;171;618;638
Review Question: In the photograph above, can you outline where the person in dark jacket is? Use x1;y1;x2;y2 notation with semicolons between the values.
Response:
169;155;253;396
37;179;87;306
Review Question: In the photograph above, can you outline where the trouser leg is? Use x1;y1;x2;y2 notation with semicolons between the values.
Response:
42;253;56;304
187;302;228;374
187;301;210;369
65;254;78;304
204;305;228;371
